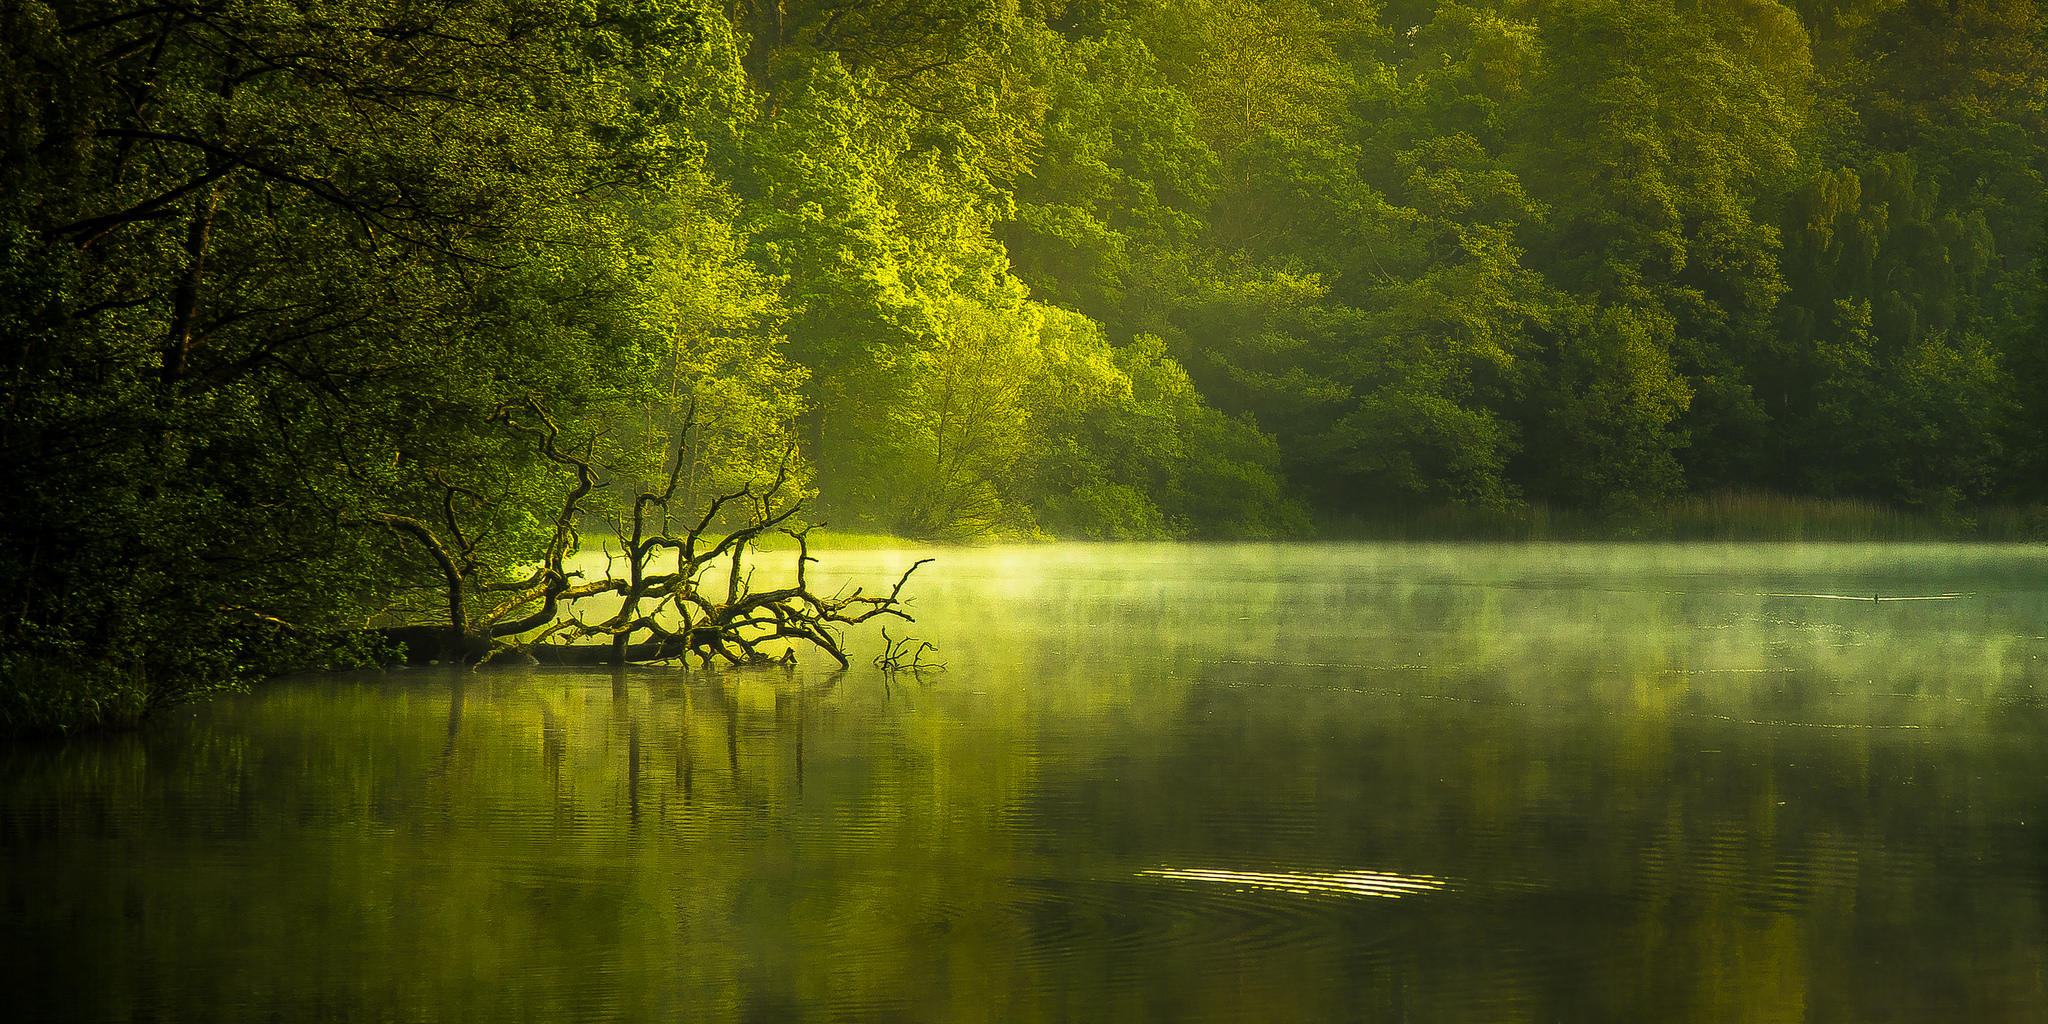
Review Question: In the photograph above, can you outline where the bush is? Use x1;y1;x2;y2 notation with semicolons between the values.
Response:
0;654;152;736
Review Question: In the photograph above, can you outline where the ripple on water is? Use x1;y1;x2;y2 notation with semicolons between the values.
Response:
999;863;1448;976
1631;827;1872;914
1134;865;1450;899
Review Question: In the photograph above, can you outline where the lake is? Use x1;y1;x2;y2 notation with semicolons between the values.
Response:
5;542;2047;1021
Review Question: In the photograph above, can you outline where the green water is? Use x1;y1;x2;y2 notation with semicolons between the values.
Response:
6;543;2048;1022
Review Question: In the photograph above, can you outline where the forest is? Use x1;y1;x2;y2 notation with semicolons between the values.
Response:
3;0;2047;728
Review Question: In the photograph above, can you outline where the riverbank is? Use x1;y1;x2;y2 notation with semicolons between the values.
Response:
1325;492;2048;543
11;504;2043;737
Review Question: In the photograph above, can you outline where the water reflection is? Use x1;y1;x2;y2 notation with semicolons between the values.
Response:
1137;867;1450;899
3;542;2048;1022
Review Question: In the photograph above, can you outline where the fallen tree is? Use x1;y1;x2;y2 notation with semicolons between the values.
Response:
370;399;929;668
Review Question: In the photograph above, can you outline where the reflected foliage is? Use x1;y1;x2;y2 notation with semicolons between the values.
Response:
5;544;2048;1021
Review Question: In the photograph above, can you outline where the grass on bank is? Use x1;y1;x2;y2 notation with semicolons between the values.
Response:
0;655;153;736
1327;492;2048;543
596;496;2048;545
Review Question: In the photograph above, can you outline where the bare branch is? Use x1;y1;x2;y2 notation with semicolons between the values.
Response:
370;401;927;670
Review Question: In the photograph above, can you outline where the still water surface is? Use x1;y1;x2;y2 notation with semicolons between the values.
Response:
6;542;2048;1021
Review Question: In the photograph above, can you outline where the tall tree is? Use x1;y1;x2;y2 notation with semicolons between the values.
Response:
0;0;734;723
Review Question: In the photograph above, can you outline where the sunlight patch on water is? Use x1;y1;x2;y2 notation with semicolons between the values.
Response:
1138;867;1450;899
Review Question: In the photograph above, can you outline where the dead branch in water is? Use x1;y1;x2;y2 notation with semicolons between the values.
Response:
371;398;929;668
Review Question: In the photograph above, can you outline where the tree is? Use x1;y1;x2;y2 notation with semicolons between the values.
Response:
370;401;927;669
0;0;737;729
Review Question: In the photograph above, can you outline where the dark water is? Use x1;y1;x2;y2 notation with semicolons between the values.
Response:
6;543;2048;1022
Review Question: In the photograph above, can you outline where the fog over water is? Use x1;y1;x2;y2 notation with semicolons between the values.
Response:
6;543;2047;1021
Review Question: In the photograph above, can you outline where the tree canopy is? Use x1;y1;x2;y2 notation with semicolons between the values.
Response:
5;0;2048;726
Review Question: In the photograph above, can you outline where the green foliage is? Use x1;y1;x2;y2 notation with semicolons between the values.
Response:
0;0;760;727
8;0;2048;728
0;654;151;736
